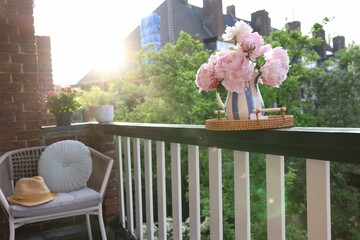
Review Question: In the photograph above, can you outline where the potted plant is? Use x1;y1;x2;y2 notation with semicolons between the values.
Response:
44;87;81;126
78;85;114;123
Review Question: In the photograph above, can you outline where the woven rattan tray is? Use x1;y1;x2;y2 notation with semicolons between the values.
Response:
205;107;294;131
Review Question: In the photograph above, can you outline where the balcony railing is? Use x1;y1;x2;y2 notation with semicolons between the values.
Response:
44;123;360;240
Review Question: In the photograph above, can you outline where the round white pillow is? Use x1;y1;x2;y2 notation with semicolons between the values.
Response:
38;140;92;193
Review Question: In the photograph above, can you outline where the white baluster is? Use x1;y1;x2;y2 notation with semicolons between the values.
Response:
209;147;223;240
188;145;200;240
171;143;182;240
266;154;285;240
144;139;154;240
306;159;331;240
115;136;126;228
123;137;134;234
234;151;250;240
157;141;167;240
133;138;143;239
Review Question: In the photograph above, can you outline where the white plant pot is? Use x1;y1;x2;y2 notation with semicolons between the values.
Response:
95;105;114;123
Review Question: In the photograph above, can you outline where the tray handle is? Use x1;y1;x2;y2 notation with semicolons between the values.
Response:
253;107;286;120
214;107;287;120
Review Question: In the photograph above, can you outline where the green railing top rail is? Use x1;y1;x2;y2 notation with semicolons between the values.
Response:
42;122;360;164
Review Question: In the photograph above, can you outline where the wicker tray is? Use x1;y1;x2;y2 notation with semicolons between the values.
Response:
205;107;294;131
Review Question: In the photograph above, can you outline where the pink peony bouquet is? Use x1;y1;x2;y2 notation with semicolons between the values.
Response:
195;20;290;93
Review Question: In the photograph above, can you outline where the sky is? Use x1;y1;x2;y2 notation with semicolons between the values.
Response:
33;0;358;86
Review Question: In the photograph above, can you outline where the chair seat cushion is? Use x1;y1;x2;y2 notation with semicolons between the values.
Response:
38;140;92;193
9;187;101;217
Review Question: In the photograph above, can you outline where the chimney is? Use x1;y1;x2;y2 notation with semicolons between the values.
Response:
287;21;301;32
250;10;271;36
227;5;236;17
314;29;326;59
203;0;225;37
332;36;345;52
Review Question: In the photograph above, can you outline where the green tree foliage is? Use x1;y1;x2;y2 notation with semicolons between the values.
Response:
113;31;218;124
109;23;360;239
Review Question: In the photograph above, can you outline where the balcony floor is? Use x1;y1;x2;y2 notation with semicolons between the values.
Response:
16;222;133;240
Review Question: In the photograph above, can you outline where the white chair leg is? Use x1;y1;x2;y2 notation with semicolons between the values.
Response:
86;213;93;240
9;219;15;240
98;205;107;240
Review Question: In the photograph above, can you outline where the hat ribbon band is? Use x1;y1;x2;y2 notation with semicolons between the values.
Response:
12;192;53;202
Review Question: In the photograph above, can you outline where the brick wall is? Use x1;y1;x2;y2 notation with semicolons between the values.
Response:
0;0;42;153
0;0;118;238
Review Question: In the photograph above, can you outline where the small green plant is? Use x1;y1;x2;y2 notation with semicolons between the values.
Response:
78;85;114;108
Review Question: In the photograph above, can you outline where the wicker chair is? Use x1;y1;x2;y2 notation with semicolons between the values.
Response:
0;144;114;240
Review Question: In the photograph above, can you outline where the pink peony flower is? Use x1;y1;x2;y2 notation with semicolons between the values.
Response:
260;47;290;87
195;20;290;95
195;62;218;92
222;20;253;41
236;32;271;61
214;51;255;93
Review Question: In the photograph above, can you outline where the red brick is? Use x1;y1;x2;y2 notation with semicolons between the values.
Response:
0;102;21;112
104;206;118;216
0;92;12;102
18;24;35;34
10;33;35;43
104;196;118;206
105;188;118;198
36;51;51;60
16;111;41;121
0;141;26;153
23;82;39;91
7;13;33;25
11;53;36;63
11;0;34;5
27;139;43;148
35;36;51;49
0;43;19;53
0;32;9;42
0;23;18;33
24;100;40;110
21;43;36;53
0;13;6;24
0;62;21;72
106;178;117;188
0;82;22;91
0;53;9;62
23;63;38;72
17;3;33;15
0;73;10;82
25;120;41;130
0;111;15;121
12;72;38;82
1;4;17;14
0;121;24;132
13;92;39;102
39;72;53;78
0;133;16;141
17;129;42;140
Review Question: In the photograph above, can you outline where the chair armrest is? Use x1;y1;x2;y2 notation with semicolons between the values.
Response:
87;148;114;198
0;151;13;213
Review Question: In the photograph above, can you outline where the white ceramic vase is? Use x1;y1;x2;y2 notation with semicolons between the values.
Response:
217;74;264;120
95;105;114;123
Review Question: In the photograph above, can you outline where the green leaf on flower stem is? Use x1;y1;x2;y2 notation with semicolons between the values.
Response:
256;56;265;69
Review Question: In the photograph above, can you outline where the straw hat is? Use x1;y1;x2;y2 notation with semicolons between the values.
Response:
7;176;57;206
